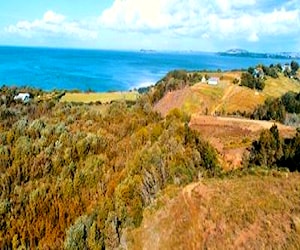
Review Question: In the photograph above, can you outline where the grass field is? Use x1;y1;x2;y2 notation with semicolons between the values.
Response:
61;91;139;103
263;73;300;97
60;91;139;103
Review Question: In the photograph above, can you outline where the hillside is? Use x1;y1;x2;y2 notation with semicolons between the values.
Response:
0;92;220;249
154;72;300;116
130;173;300;249
189;115;295;169
153;71;300;168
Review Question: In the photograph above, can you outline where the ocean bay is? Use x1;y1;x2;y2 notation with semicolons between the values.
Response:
0;46;298;92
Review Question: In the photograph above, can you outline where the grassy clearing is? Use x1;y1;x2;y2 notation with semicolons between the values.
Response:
131;173;300;249
60;91;139;103
224;85;266;113
263;74;300;97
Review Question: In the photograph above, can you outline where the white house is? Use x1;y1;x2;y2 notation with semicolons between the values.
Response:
14;93;31;102
208;77;219;85
201;76;206;83
253;68;264;79
282;63;291;72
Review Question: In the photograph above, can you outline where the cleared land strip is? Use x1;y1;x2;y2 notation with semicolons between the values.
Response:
190;115;295;133
60;91;139;103
189;115;295;169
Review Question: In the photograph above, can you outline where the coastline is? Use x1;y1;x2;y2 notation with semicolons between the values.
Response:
0;46;299;93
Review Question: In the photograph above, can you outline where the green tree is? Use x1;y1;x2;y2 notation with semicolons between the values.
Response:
291;60;299;74
249;125;283;168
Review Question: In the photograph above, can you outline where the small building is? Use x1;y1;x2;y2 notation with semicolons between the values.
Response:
282;63;291;73
208;77;219;85
253;68;264;79
14;93;31;103
201;76;206;83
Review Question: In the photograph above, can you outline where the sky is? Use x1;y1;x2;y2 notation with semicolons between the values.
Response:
0;0;299;52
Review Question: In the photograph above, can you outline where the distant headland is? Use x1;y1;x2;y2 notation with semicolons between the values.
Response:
219;48;300;59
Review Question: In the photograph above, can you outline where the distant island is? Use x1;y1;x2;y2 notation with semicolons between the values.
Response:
219;48;300;59
140;49;157;53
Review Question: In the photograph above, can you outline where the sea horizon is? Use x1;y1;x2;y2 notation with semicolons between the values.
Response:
2;44;299;54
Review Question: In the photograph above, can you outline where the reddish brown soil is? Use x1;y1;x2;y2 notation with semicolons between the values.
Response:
189;115;295;169
153;87;191;116
131;174;300;250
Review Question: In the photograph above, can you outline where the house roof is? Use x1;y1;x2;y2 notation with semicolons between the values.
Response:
208;77;219;81
14;93;30;101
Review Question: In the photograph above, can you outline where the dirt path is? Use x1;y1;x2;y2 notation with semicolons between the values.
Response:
211;84;234;115
183;182;200;207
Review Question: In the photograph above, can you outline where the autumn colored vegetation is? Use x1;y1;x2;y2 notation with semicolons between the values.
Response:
148;70;201;104
1;60;300;249
0;86;219;249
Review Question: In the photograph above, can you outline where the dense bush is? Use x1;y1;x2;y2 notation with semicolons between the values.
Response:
252;98;286;123
248;125;300;171
251;91;300;124
0;90;219;249
291;60;299;75
240;72;265;90
281;91;300;114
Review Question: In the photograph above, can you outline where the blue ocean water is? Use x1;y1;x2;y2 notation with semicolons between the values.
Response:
0;46;297;92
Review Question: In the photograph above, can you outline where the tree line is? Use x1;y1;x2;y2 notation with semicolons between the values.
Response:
251;91;300;124
247;125;300;171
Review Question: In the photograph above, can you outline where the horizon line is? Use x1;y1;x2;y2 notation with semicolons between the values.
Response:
0;44;299;54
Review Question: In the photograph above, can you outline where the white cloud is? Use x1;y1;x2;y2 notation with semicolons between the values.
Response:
4;1;299;50
99;0;300;43
43;10;65;24
248;32;259;42
5;10;98;40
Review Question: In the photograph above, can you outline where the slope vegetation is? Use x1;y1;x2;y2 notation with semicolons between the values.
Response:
189;115;295;169
154;72;300;116
0;95;219;249
131;173;300;249
153;71;300;168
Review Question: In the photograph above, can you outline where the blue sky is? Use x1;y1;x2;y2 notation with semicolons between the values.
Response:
0;0;299;52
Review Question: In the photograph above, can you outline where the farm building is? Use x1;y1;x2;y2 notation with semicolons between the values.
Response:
208;77;219;85
14;93;31;103
253;68;264;79
282;63;291;72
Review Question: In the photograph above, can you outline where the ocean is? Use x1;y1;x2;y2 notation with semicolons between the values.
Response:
0;46;297;92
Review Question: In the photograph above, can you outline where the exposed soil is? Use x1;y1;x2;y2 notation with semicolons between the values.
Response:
131;174;300;250
189;115;296;169
153;87;192;116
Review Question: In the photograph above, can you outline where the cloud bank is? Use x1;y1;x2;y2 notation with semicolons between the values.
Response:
3;1;300;50
99;0;300;42
6;10;97;40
